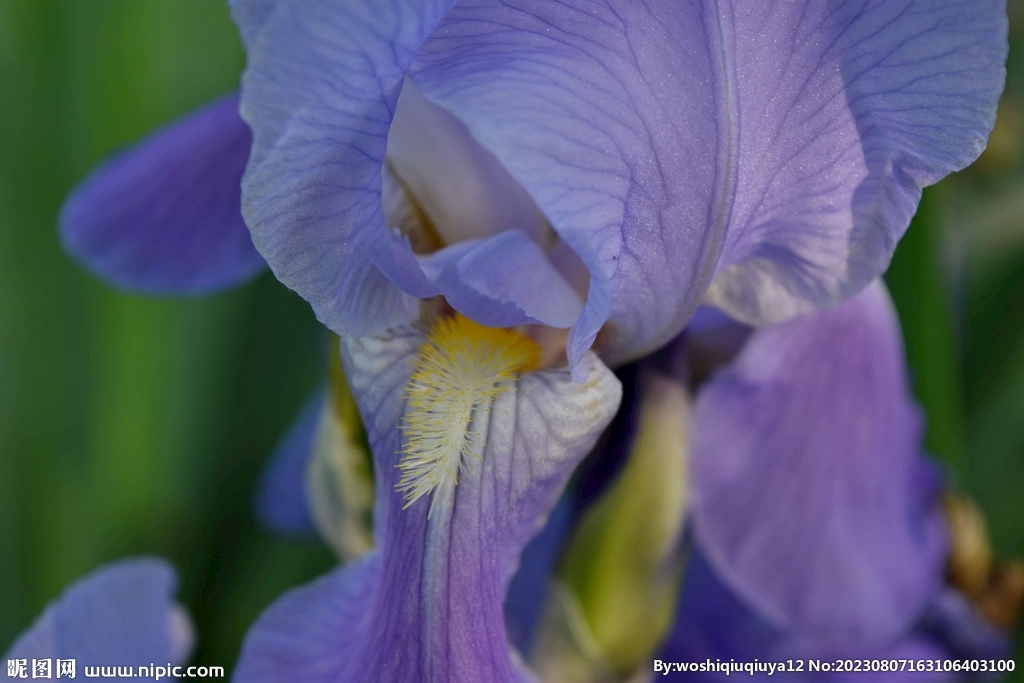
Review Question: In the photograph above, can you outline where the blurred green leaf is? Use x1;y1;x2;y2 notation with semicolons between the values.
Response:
885;185;969;483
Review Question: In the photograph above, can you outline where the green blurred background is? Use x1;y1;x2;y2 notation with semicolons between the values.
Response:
1;0;1023;675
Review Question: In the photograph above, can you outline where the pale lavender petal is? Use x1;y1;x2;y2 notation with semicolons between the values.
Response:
411;1;720;368
704;0;1007;325
255;390;323;537
4;558;192;667
420;230;583;328
60;93;265;295
233;0;456;337
410;0;1005;367
691;281;948;646
235;328;621;683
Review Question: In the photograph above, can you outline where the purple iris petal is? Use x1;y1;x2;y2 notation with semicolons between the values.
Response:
412;0;1006;363
4;558;193;668
419;230;583;328
234;328;621;682
691;281;948;646
255;389;324;537
233;0;1004;372
60;93;265;295
232;0;455;337
661;546;778;669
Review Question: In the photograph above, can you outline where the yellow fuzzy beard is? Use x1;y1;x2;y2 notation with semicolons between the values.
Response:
397;314;541;511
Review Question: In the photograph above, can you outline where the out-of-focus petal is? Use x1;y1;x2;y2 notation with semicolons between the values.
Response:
504;496;575;656
235;325;621;682
918;589;1012;662
256;342;375;560
256;389;324;537
60;93;265;295
691;281;948;646
411;0;1005;366
305;357;375;561
658;547;783;676
231;554;382;683
4;558;193;667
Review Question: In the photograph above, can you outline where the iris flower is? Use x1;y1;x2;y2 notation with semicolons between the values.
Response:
57;0;1009;681
3;558;194;679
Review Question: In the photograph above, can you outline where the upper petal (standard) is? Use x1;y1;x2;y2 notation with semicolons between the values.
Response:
411;0;1005;362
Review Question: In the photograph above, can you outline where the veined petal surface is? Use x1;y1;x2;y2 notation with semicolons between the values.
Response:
412;0;1005;364
235;0;1004;365
234;326;621;683
233;0;456;337
60;93;265;295
691;281;948;646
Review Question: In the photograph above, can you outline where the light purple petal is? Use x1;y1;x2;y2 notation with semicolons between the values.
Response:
691;281;948;646
235;1;585;342
60;93;265;295
233;0;457;337
235;327;621;683
704;0;1007;325
410;0;1005;366
4;558;193;667
255;389;323;537
420;230;583;328
236;0;1004;368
